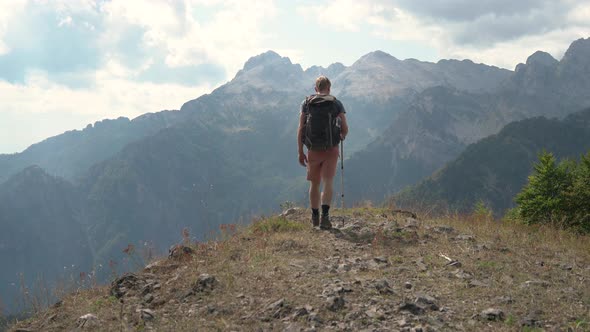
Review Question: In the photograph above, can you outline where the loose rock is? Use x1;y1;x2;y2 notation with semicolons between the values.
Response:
193;274;218;293
138;308;155;321
110;273;145;299
77;314;100;329
399;302;425;315
326;296;345;311
415;295;439;311
480;308;504;321
433;225;455;234
374;279;394;295
168;244;195;260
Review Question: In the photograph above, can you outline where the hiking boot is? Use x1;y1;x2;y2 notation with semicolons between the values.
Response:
311;214;320;227
320;214;332;230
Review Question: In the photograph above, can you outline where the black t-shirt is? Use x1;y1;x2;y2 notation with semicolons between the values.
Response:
300;94;346;115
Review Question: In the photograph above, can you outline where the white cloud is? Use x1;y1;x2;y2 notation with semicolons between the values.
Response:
100;0;278;76
0;67;212;118
58;15;73;27
299;0;590;69
298;0;375;32
0;0;281;151
0;1;26;55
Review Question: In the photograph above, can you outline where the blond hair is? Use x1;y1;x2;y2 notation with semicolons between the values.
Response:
315;76;331;92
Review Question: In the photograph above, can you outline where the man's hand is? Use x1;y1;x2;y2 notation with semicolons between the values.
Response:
340;133;346;140
298;151;307;166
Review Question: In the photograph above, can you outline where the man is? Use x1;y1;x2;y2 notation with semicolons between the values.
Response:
298;76;349;230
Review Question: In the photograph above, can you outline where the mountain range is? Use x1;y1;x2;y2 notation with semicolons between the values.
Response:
394;108;590;214
345;38;590;203
1;38;590;314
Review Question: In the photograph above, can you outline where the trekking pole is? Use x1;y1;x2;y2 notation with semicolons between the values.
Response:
340;140;344;209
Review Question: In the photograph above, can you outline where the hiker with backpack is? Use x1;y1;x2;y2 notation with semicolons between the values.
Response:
298;76;349;230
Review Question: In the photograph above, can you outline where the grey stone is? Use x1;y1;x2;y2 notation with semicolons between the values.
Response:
399;302;425;315
521;310;543;327
496;296;513;304
560;264;574;271
193;274;218;292
139;308;155;321
326;296;345;311
168;244;195;259
143;293;154;303
266;298;291;319
522;280;550;288
374;279;394;295
110;273;145;298
281;208;298;216
445;260;462;268
479;308;504;321
308;312;323;324
455;234;475;241
454;270;472;279
433;225;455;234
77;314;100;329
415;295;438;310
292;306;310;318
365;306;385;320
374;256;388;264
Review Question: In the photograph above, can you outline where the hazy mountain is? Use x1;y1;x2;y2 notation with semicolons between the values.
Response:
394;108;590;214
0;112;182;184
0;50;511;184
346;38;590;203
0;166;92;312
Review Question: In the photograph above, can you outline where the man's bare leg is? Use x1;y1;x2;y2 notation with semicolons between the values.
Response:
310;180;321;209
321;177;334;206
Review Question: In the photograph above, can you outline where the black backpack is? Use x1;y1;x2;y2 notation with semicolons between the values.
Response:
302;95;342;150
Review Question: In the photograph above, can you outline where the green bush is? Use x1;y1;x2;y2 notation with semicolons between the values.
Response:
514;150;590;232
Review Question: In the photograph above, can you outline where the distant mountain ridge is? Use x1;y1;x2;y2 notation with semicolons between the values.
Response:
0;49;511;184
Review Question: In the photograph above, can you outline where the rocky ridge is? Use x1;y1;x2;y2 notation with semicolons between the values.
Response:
10;208;590;331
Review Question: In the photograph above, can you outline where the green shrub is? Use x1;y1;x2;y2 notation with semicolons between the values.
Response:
514;150;590;232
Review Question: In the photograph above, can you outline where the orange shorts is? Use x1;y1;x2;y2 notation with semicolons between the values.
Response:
306;146;339;182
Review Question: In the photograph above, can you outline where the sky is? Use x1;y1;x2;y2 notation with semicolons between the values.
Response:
0;0;589;153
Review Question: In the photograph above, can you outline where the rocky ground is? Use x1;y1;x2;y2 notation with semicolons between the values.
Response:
9;207;590;331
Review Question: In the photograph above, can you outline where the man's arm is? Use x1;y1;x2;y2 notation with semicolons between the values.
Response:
297;111;307;166
339;113;348;140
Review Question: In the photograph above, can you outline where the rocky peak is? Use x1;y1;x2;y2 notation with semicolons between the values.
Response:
353;50;400;67
561;38;590;64
242;50;290;71
556;38;590;96
510;51;559;93
230;51;304;90
525;51;558;67
304;62;346;79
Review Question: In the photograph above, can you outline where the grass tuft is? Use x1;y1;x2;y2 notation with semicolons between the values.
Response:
249;216;305;234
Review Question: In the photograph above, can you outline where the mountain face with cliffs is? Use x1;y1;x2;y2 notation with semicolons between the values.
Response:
346;38;590;203
2;38;590;314
394;108;590;214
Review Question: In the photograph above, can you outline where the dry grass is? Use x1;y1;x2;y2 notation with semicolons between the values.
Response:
9;207;590;331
